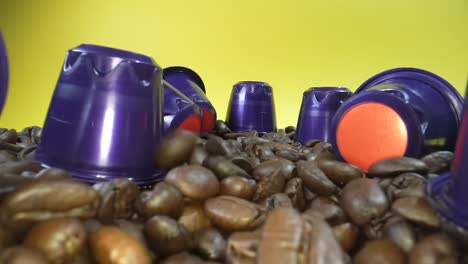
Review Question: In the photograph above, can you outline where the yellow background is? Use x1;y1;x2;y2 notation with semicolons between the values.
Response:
0;0;467;130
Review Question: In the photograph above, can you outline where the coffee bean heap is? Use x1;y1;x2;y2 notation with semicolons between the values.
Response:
0;124;466;263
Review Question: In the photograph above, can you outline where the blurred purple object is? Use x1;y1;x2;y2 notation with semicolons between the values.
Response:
226;81;276;133
163;79;202;134
0;31;8;116
163;66;216;132
295;87;352;144
426;82;468;232
35;44;164;185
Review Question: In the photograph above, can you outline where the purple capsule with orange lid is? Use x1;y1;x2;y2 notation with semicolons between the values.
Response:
35;44;165;186
226;81;277;133
295;87;352;144
0;31;8;115
331;67;463;171
163;66;216;132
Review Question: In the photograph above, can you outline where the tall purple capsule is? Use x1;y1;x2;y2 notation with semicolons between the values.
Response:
35;44;164;185
226;81;277;133
295;87;352;144
0;31;8;116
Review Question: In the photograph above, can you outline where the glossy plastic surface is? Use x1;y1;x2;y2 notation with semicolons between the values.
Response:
0;32;8;116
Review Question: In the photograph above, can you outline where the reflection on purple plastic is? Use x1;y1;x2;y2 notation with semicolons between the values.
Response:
295;87;352;144
226;81;276;133
35;44;164;186
0;31;8;116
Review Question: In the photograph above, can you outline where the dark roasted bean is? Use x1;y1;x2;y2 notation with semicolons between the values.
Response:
194;228;226;260
144;215;192;256
318;159;364;186
333;222;360;253
368;157;428;178
165;165;220;200
252;168;285;203
203;156;251;179
136;181;184;219
253;159;295;181
409;233;458;264
392;197;440;228
421;151;454;174
155;131;198;170
220;176;256;200
305;196;347;226
386;172;426;201
284;177;306;211
297;161;337;196
261;193;293;211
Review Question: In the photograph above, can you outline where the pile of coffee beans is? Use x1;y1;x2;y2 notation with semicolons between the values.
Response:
0;124;466;263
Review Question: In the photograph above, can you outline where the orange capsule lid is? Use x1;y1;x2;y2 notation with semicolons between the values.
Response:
177;114;201;135
201;109;215;132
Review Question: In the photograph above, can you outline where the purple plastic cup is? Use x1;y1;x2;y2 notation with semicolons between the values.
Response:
295;87;352;144
163;79;202;134
163;66;216;132
0;31;8;116
35;44;164;185
331;68;463;171
226;81;277;133
426;83;468;237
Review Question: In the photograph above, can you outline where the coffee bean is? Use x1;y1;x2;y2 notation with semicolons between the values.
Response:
204;196;266;231
214;120;232;136
392;197;440;228
340;178;389;226
421;151;454;174
178;203;213;233
90;226;152;264
284;177;306;211
0;150;17;163
333;222;360;252
155;131;197;170
229;156;254;174
0;160;43;177
363;211;395;239
224;131;258;140
34;167;72;180
297;161;337;196
160;252;204;264
205;135;238;157
252;168;285;203
144;215;192;256
384;219;416;253
194;228;226;260
0;226;15;251
354;239;405;264
24;218;86;264
190;146;209;165
274;149;304;162
203;156;251;179
409;233;458;264
113;219;147;246
318;159;364;186
305;196;347;226
220;176;256;200
262;132;293;144
261;193;293;212
285;126;296;133
17;126;42;146
226;230;261;264
0;178;100;229
93;178;139;223
253;159;295;181
136;181;184;219
165;165;219;200
368;157;428;178
0;246;49;264
0;129;17;144
386;172;426;201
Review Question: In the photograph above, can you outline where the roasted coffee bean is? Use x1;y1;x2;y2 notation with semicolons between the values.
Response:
190;146;209;165
262;132;293;144
340;178;389;226
317;159;364;186
91;226;152;264
34;167;72;180
194;228;226;260
303;186;318;203
113;220;147;249
160;252;204;264
0;246;49;264
0;178;100;229
0;160;43;177
297;160;337;196
368;157;429;178
261;193;293;211
165;165;220;200
253;145;275;160
226;230;261;264
363;211;395;239
136;181;184;219
144;215;192;256
214;120;232;136
274;149;304;162
203;156;251;179
285;126;296;133
386;172;426;201
24;218;86;264
253;159;295;181
421;151;454;174
384;219;416;253
205;196;266;231
0;129;17;144
0;150;17;163
252;168;285;202
205;135;238;157
0;226;15;250
392;197;440;228
333;222;360;252
17;145;36;161
224;131;258;140
305;196;347;226
155;131;197;170
284;177;306;211
93;178;139;223
230;156;254;174
354;239;405;264
178;203;213;233
409;233;458;264
220;176;256;200
17;126;42;145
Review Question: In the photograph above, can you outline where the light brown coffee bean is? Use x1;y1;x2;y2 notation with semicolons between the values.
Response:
165;165;219;200
392;197;440;228
226;230;261;264
354;239;406;264
203;156;251;179
409;233;458;264
384;219;416;253
155;131;198;170
178;203;213;233
220;176;256;200
136;181;184;219
194;228;226;261
160;252;204;264
0;246;49;264
252;159;295;181
333;222;360;252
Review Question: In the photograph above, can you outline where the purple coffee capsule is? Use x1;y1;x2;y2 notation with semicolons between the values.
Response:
163;79;202;134
426;83;468;239
295;87;352;144
226;81;277;133
331;68;463;171
163;66;216;132
0;31;8;116
35;44;164;185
